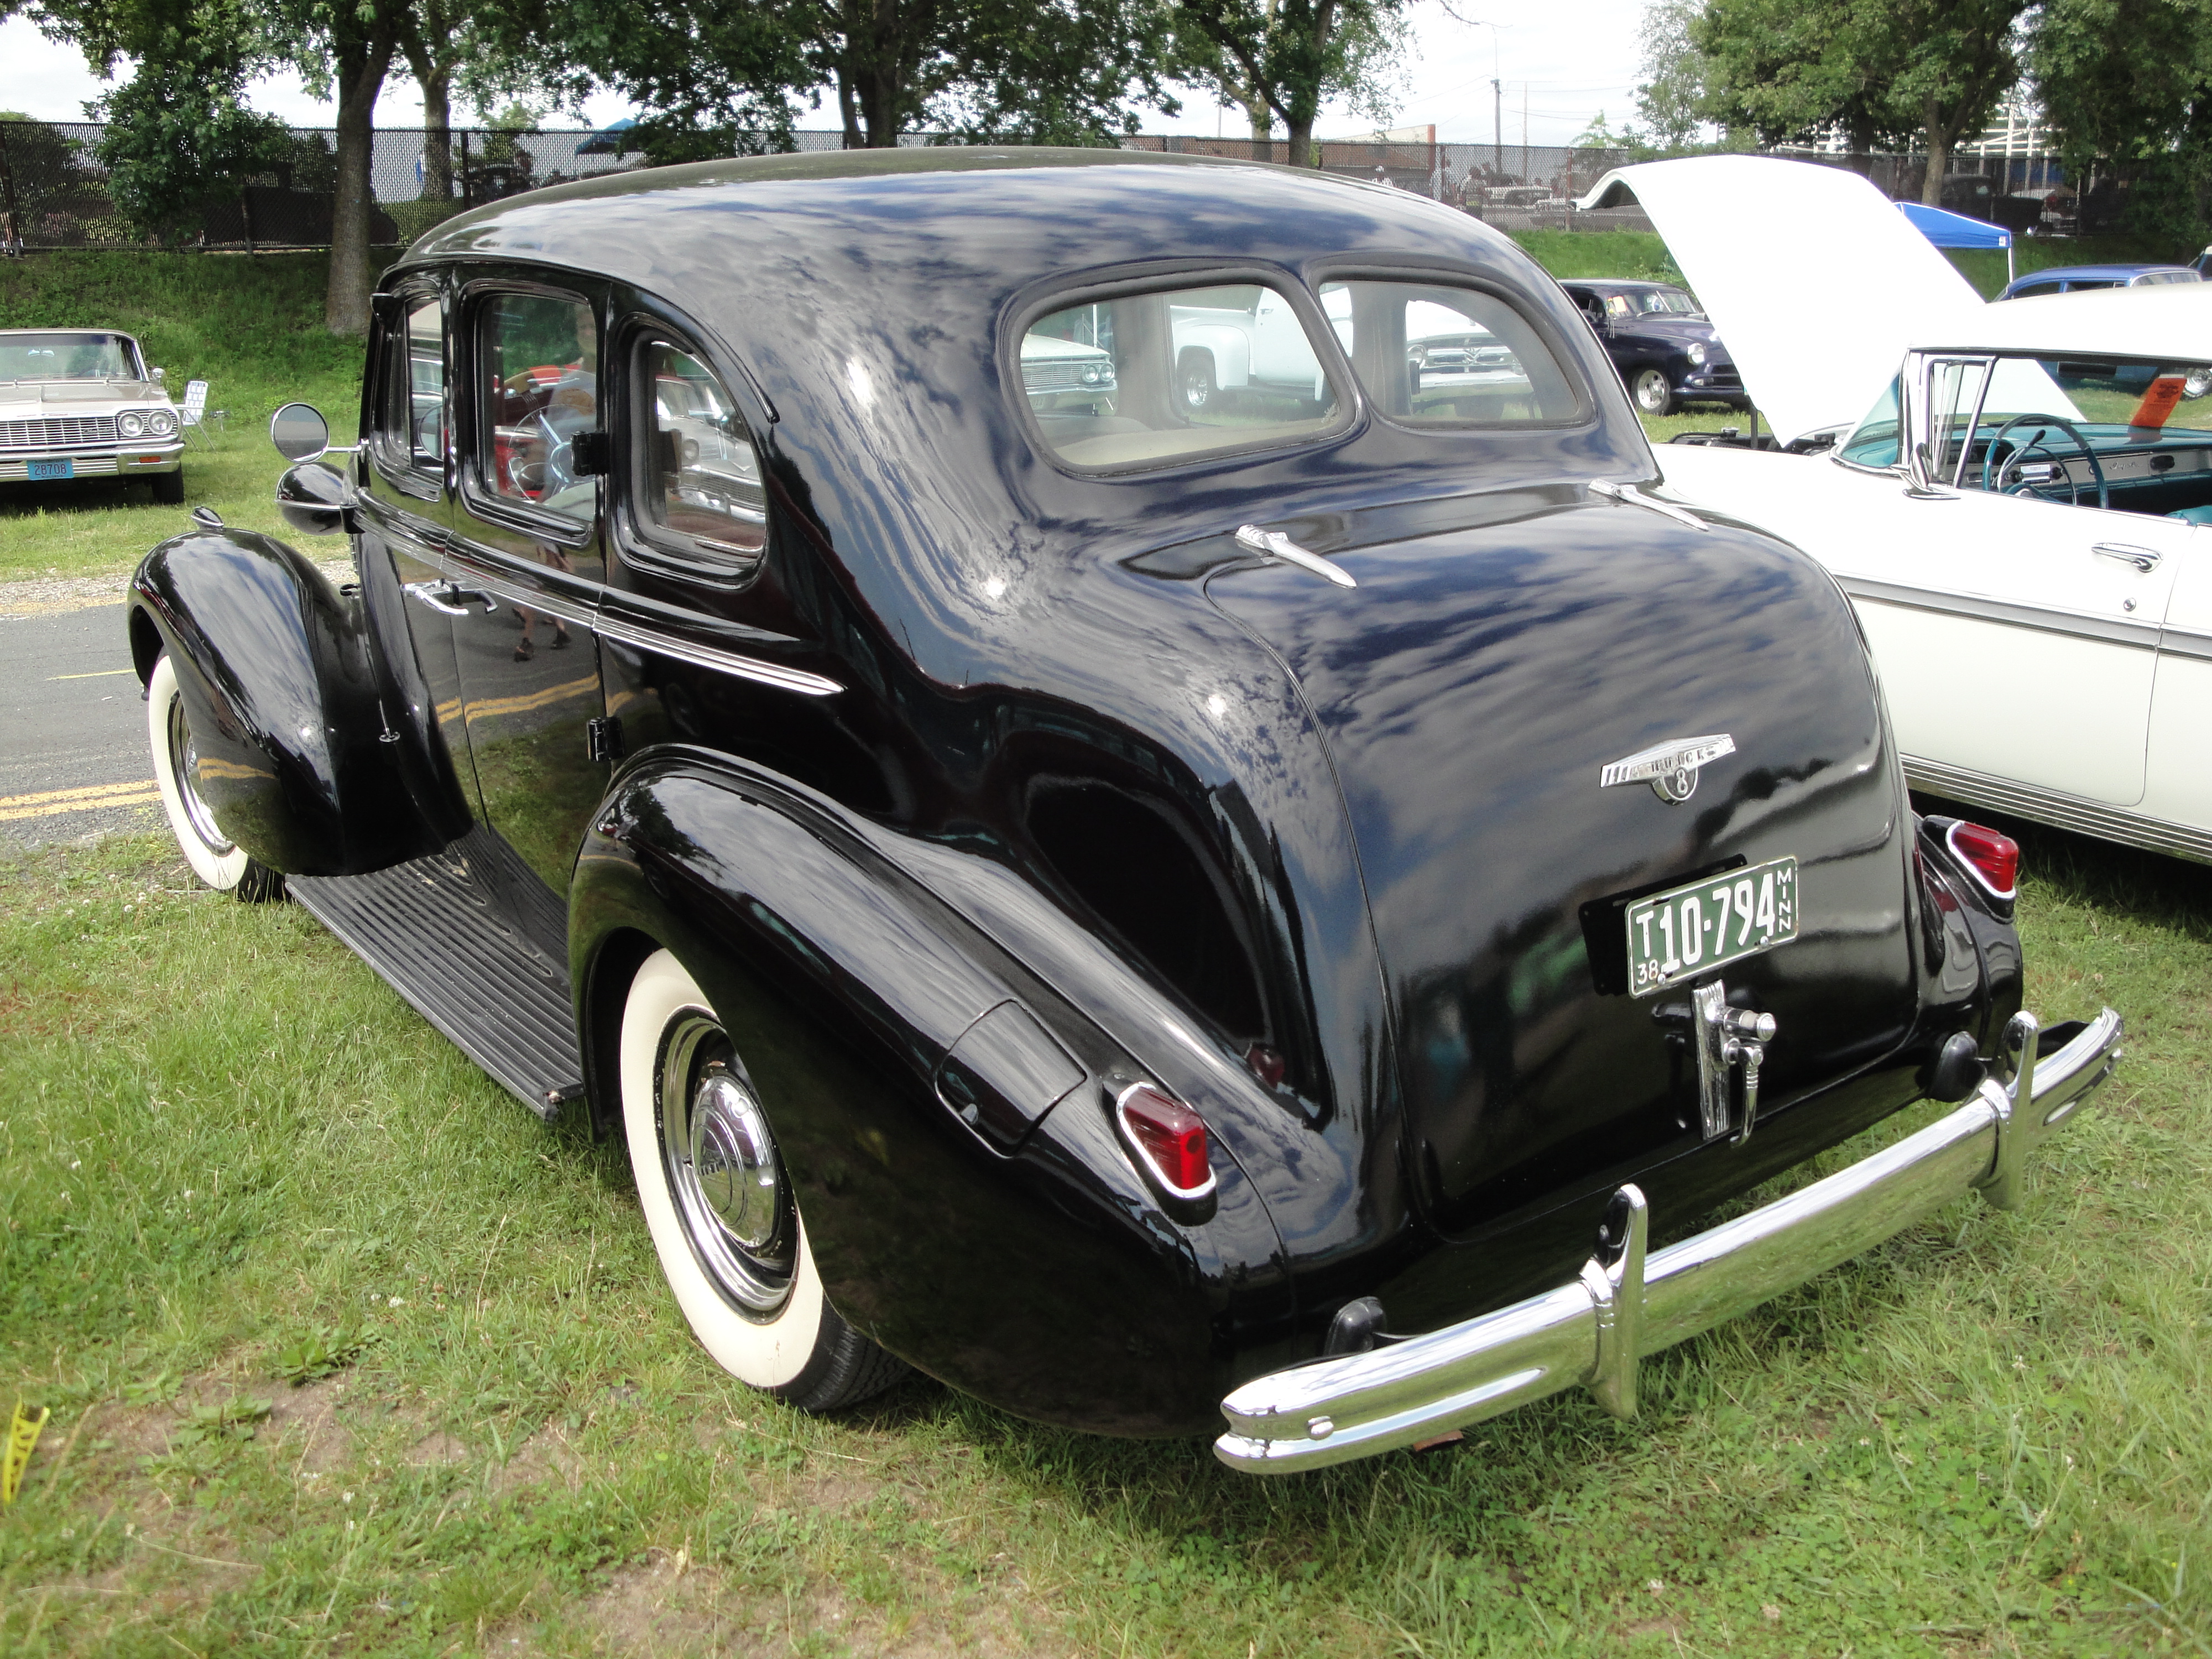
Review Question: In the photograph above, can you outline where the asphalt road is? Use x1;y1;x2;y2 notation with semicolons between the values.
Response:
1;588;163;848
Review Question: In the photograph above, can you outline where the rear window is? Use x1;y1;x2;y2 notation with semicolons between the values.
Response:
1020;282;1347;471
1318;280;1583;425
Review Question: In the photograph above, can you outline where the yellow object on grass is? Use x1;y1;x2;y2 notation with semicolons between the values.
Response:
4;1400;51;1504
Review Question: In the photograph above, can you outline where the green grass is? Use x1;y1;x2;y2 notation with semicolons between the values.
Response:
0;253;372;586
1;819;2208;1655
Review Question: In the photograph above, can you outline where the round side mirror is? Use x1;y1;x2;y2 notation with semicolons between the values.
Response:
272;401;331;462
149;366;166;385
275;461;349;536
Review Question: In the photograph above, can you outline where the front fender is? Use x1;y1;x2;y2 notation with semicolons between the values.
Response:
128;528;458;876
571;751;1296;1436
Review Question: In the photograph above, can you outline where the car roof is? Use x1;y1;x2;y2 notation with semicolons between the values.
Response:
2007;265;2199;290
1915;281;2212;357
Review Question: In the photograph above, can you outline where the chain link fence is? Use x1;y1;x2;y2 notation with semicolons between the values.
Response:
0;116;2088;254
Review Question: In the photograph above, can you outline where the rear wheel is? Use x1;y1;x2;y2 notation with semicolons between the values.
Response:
150;468;185;505
146;652;283;900
1632;368;1676;417
1180;349;1218;413
618;950;905;1411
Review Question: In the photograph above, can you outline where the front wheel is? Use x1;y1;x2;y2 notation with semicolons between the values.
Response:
146;652;284;900
150;468;185;505
619;950;905;1411
1632;367;1676;417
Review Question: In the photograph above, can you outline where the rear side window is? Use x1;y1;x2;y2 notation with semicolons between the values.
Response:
479;291;598;523
1319;280;1583;425
1020;281;1347;471
630;339;766;572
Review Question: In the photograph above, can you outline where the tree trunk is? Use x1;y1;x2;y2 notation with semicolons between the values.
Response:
328;33;397;336
1922;93;1949;206
1245;98;1272;163
837;68;863;148
1285;113;1314;168
420;64;453;201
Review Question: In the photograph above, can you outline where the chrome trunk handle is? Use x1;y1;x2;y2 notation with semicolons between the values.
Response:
2093;542;2163;573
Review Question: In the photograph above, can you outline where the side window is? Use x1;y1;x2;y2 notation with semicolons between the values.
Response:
1319;280;1583;426
372;294;443;489
630;339;767;571
404;298;444;466
479;291;598;523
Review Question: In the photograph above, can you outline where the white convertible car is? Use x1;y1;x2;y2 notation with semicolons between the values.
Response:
1584;156;2212;863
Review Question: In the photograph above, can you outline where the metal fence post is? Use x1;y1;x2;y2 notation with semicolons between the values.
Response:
460;129;471;209
0;122;20;256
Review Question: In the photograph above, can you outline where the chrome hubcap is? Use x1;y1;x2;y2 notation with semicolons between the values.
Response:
1184;372;1209;408
656;1011;794;1314
166;691;232;854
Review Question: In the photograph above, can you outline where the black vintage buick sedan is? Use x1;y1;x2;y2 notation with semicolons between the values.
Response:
127;149;2120;1471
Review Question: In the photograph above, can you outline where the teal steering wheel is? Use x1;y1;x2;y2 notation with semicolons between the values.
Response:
1978;412;2109;509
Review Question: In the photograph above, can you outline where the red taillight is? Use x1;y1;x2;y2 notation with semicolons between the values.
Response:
1947;820;2020;900
1115;1082;1215;1199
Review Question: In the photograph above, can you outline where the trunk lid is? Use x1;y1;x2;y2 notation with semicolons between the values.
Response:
1206;487;1921;1239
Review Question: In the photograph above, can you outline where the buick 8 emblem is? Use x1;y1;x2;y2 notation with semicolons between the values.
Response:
1600;733;1736;804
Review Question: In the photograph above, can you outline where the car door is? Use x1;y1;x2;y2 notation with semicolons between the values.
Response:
442;277;612;908
354;282;478;830
1758;356;2182;807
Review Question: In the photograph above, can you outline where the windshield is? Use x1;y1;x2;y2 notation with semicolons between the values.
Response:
0;332;142;381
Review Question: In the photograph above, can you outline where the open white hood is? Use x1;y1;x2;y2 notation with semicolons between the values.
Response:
1579;156;1987;446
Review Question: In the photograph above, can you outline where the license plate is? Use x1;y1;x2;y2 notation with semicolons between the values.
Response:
27;458;73;481
1626;856;1798;996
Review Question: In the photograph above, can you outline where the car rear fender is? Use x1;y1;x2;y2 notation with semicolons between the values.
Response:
127;527;465;877
570;751;1298;1435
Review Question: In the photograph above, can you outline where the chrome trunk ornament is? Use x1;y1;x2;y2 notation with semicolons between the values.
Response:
1600;733;1736;803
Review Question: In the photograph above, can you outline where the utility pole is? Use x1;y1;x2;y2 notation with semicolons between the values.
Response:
1493;79;1504;178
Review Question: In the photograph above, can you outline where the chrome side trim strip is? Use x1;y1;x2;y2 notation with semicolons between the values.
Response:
1903;753;2212;865
1837;575;2162;653
2158;625;2212;664
593;610;843;698
1213;1007;2121;1473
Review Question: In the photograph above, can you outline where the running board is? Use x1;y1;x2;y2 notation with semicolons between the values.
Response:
289;832;585;1120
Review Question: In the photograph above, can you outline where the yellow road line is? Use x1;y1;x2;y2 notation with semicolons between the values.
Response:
0;781;161;822
465;673;599;726
48;668;135;681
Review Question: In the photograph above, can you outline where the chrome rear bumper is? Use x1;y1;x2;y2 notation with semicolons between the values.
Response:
1215;1008;2121;1473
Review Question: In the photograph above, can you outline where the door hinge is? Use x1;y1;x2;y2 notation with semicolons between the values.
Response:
585;716;623;764
571;431;613;477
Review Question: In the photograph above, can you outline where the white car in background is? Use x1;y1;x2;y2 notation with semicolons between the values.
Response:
0;328;185;503
1582;156;2212;864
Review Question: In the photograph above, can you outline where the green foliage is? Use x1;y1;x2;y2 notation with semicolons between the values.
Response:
0;113;102;236
88;72;291;247
1170;0;1410;159
2032;0;2212;246
271;1327;366;1386
1688;0;2026;196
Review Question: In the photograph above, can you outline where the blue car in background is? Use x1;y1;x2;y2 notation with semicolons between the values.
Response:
1559;279;1749;416
1999;264;2200;301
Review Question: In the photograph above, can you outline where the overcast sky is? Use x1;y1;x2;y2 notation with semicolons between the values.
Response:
0;1;1648;147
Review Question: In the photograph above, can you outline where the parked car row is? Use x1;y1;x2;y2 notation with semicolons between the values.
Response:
129;150;2119;1473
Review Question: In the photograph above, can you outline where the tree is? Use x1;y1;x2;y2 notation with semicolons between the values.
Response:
0;112;100;248
1692;0;2028;203
528;0;1181;155
1634;0;1707;151
1169;0;1410;164
88;66;290;244
2030;0;2212;242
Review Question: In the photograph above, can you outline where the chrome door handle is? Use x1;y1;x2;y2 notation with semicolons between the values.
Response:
404;580;499;616
2093;543;2162;573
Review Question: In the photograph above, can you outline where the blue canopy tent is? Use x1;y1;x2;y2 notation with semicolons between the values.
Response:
1896;199;2014;285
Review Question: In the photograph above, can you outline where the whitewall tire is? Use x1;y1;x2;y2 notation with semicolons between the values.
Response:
618;948;905;1410
147;652;283;900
